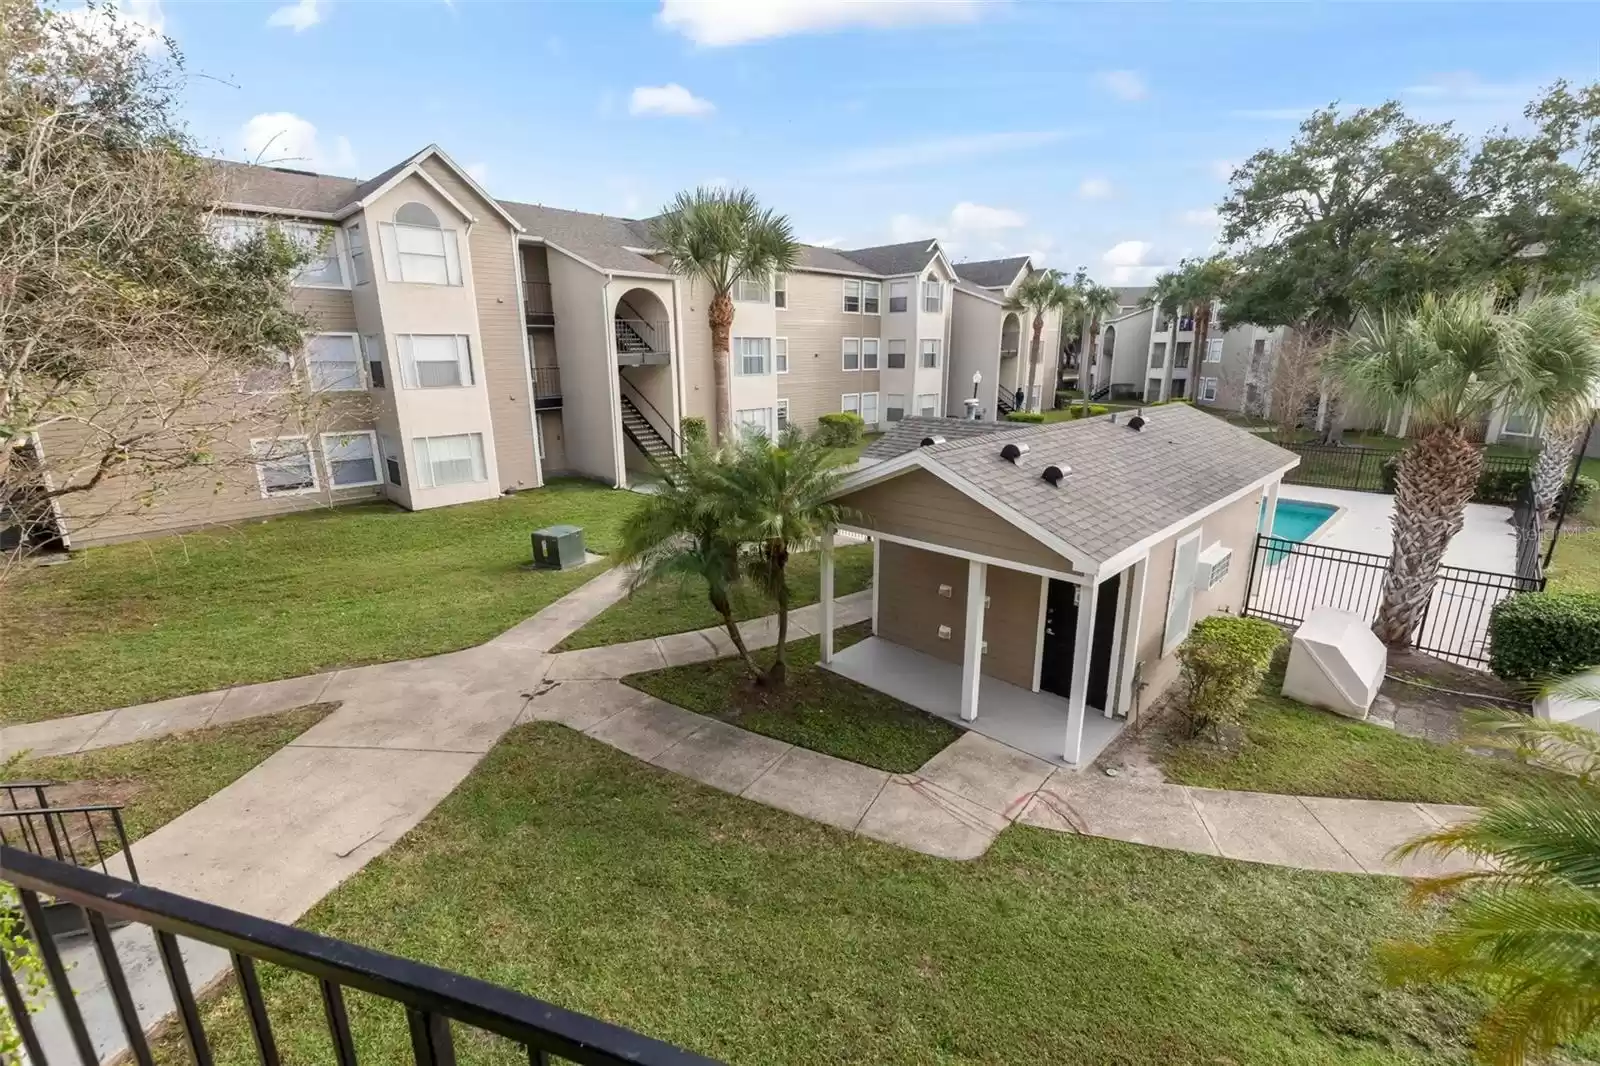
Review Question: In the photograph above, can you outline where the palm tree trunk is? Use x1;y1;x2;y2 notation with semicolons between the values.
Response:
766;555;790;687
1025;313;1045;412
1194;306;1210;387
1081;320;1100;418
1372;428;1484;648
709;585;763;681
709;290;735;444
1531;418;1582;520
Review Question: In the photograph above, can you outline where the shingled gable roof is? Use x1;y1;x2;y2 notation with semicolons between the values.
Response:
836;240;943;276
836;404;1299;575
859;416;1028;463
954;256;1031;290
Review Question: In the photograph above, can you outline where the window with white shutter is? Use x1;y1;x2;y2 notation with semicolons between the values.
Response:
321;431;380;487
1162;529;1203;655
377;202;462;285
251;437;318;496
413;433;487;488
306;334;363;392
398;335;473;388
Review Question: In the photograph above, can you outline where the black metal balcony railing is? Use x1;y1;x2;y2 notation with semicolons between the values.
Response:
1;846;723;1066
533;365;562;409
525;280;555;326
615;318;671;364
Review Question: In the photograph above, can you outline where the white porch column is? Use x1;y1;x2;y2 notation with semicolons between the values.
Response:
1103;574;1128;719
1064;579;1100;764
819;530;836;665
1115;558;1148;718
1261;480;1280;539
960;560;988;722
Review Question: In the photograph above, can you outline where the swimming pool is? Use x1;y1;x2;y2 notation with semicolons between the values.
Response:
1268;498;1339;542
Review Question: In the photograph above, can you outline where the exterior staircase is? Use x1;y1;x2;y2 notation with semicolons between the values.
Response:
1090;383;1111;402
620;394;678;470
996;389;1015;417
615;320;653;360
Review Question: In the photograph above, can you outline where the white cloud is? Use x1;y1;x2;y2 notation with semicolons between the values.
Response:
629;83;715;118
1210;159;1237;182
949;202;1025;232
1095;70;1148;102
1100;239;1169;284
658;0;983;47
1179;207;1219;227
1404;71;1528;102
238;113;356;174
465;161;490;183
55;0;165;52
1230;107;1314;120
1078;177;1113;200
832;130;1068;175
266;0;322;31
889;201;1027;257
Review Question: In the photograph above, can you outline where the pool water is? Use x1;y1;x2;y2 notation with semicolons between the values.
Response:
1268;499;1339;542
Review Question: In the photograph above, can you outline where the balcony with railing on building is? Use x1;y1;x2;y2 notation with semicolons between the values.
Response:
532;364;562;409
524;280;555;327
615;290;673;367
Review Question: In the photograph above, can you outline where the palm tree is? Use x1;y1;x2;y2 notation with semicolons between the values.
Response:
1142;271;1185;402
721;427;850;686
1077;282;1121;417
1006;269;1070;413
1514;293;1600;520
1340;292;1523;647
651;188;799;443
1182;257;1237;390
615;441;763;680
1385;679;1600;1064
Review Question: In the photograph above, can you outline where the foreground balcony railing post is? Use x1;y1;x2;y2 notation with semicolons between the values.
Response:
1;847;724;1066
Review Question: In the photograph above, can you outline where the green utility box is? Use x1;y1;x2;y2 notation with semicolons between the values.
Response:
531;524;585;570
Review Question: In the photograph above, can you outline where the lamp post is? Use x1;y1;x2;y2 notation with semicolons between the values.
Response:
966;371;983;421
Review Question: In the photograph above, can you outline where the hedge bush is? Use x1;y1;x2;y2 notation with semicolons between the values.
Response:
1064;404;1110;420
1382;457;1597;515
1176;616;1287;739
1056;389;1083;404
1488;591;1600;682
680;416;708;446
1005;411;1046;424
815;412;865;447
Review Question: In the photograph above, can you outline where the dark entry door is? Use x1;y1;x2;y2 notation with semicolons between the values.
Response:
1038;579;1079;698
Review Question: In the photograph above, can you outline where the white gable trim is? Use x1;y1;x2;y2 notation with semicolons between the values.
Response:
422;144;526;232
218;202;341;222
345;146;525;232
838;524;1083;584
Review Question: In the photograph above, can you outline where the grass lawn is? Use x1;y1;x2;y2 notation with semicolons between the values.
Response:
556;543;874;651
624;621;961;773
154;723;1508;1066
14;704;333;846
1157;688;1581;805
0;480;641;726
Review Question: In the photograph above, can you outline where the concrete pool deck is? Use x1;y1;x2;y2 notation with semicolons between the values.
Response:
1275;485;1518;574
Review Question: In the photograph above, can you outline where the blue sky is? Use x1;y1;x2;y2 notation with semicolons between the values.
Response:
105;0;1600;283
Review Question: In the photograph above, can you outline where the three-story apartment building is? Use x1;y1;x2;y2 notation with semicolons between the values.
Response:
39;146;1041;547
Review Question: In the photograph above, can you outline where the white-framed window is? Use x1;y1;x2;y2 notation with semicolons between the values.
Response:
861;391;880;425
843;278;862;313
1502;404;1540;438
1150;342;1167;369
861;338;880;370
413;433;487;488
251;436;318;497
1198;377;1218;402
321;430;381;488
736;275;770;303
1204;337;1224;363
379;433;403;486
922;278;942;313
841;393;860;415
776;398;790;432
887;339;906;369
889;281;909;313
862;280;881;314
735;336;770;375
920;339;940;369
775;337;789;374
774;274;787;309
345;222;371;286
363;333;387;388
917;393;938;416
397;334;473;389
378;202;462;286
238;351;294;395
306;334;364;392
286;222;346;289
211;215;265;249
1163;528;1203;655
885;394;906;421
842;338;860;372
735;408;773;439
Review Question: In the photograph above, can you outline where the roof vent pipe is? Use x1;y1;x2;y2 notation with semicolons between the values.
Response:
1000;442;1029;463
920;436;945;447
1041;464;1070;486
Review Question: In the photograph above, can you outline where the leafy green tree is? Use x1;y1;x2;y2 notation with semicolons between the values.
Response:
1007;270;1072;412
1512;293;1600;519
615;441;763;680
650;189;799;443
721;428;850;686
1339;292;1523;647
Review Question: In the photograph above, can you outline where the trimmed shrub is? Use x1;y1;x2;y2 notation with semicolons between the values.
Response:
1056;389;1083;404
1065;404;1111;420
1560;474;1597;516
815;412;865;447
1489;591;1600;683
1176;616;1287;738
1005;411;1046;424
680;416;708;446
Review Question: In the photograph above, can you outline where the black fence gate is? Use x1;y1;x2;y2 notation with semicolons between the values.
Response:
1243;535;1544;668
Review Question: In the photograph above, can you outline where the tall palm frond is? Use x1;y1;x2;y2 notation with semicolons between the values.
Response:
1006;269;1071;412
1511;293;1600;517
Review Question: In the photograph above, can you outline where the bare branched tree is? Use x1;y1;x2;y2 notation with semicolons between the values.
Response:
1267;331;1327;445
1;0;345;579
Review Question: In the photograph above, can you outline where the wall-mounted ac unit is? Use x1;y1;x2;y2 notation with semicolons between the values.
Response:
1196;544;1232;590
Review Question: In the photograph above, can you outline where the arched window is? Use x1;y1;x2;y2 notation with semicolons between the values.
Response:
381;201;459;285
395;202;440;228
1103;325;1116;359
